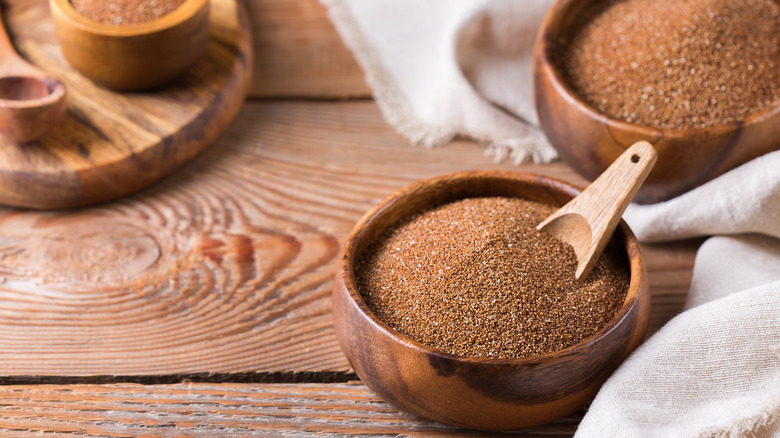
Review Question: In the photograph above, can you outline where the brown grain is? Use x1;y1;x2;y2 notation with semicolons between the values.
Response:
71;0;187;25
356;197;629;359
558;0;780;130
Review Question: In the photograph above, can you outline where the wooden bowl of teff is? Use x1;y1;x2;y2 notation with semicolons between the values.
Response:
332;171;650;430
50;0;210;90
533;0;780;203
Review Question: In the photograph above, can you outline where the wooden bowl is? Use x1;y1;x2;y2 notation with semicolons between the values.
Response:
50;0;210;91
333;171;650;430
533;0;780;203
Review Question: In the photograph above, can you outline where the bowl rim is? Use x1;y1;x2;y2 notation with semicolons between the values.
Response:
339;170;647;367
49;0;208;36
0;77;66;109
536;0;780;137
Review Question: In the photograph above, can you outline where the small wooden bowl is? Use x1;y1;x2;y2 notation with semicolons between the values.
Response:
50;0;210;91
333;171;650;430
533;0;780;203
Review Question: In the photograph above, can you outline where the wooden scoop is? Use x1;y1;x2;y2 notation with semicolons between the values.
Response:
537;141;657;281
0;8;66;143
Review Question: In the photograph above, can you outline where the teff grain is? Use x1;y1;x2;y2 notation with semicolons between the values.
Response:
558;0;780;130
355;197;629;359
71;0;186;25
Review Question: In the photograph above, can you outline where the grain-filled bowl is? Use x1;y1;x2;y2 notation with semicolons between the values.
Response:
332;171;650;430
533;0;780;203
50;0;210;90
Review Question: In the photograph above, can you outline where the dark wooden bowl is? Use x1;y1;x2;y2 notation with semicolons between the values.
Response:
533;0;780;203
332;171;650;430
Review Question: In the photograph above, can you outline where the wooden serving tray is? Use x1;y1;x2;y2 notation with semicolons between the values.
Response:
1;0;252;209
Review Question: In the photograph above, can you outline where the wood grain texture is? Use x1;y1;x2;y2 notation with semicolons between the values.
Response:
0;0;251;208
0;381;582;436
0;101;696;378
532;0;780;203
244;0;371;98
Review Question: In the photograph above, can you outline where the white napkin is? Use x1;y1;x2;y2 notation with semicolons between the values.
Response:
320;0;558;164
574;151;780;438
320;1;780;435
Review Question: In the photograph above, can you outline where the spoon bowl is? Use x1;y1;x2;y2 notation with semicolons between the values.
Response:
0;76;66;143
333;171;650;430
0;76;55;100
0;10;67;143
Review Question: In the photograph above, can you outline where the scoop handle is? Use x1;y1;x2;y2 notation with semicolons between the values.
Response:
0;7;41;78
538;141;657;281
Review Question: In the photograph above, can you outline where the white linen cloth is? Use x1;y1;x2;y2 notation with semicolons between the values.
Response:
320;1;780;436
578;151;780;438
320;0;558;164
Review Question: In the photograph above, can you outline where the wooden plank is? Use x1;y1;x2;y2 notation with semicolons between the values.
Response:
0;101;696;376
641;239;701;334
0;381;581;436
244;0;371;98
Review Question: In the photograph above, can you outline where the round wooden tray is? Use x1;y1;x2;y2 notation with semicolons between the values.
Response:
1;0;252;209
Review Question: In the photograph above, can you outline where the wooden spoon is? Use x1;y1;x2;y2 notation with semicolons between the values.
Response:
0;8;66;143
537;141;657;281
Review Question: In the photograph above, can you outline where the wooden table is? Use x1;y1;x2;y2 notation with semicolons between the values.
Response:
0;1;699;435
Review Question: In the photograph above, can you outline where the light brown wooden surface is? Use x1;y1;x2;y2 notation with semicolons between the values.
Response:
0;381;583;436
0;101;695;378
0;2;700;431
244;0;371;98
0;100;698;434
0;0;251;208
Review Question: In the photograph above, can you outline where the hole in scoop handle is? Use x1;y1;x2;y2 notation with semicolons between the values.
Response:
538;141;658;281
